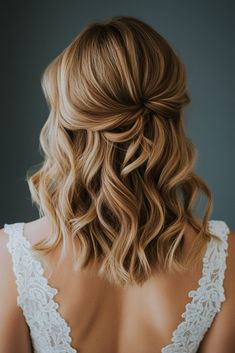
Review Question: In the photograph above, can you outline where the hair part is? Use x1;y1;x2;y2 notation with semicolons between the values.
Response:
26;16;218;288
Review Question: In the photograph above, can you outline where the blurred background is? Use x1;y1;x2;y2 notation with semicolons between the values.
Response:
0;0;234;228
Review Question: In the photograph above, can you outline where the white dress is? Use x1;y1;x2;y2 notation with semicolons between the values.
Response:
4;219;230;353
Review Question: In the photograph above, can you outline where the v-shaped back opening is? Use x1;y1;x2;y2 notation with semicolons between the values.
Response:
4;219;229;353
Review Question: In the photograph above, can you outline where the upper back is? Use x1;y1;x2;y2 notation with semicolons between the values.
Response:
1;217;235;353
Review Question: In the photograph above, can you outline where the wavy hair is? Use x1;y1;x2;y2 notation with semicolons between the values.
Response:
26;16;218;288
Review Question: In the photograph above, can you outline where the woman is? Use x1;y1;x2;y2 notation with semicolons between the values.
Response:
0;16;234;353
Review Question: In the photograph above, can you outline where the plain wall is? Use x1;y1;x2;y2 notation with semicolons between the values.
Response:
0;0;234;228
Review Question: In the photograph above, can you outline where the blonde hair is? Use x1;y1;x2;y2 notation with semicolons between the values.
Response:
26;16;218;288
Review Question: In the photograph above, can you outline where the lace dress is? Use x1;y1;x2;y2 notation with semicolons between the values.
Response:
4;219;230;353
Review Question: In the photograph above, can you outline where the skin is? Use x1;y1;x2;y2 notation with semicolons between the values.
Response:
0;216;235;353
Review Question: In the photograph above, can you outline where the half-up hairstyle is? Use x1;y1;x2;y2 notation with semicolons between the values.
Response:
26;16;218;288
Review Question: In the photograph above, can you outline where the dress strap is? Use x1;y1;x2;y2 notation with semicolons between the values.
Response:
161;219;230;353
205;220;230;304
4;221;59;309
4;222;77;353
4;222;32;307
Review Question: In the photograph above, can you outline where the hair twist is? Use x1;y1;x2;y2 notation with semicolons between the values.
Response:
26;16;214;288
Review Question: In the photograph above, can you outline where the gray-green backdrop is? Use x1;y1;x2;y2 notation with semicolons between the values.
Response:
0;0;234;228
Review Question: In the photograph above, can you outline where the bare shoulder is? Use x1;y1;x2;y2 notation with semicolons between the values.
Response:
0;216;48;248
23;216;52;245
197;228;235;353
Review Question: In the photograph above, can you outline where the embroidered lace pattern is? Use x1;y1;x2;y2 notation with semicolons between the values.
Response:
4;222;77;353
4;220;229;353
161;220;229;353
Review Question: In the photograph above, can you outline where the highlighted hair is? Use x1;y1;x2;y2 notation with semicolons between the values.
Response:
26;16;216;288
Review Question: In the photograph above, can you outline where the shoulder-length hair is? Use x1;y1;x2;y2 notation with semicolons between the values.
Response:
26;16;217;288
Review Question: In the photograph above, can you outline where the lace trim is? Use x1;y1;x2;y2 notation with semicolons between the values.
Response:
4;220;229;353
161;220;229;353
4;222;77;353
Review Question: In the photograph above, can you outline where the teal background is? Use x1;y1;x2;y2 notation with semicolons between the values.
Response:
0;1;234;228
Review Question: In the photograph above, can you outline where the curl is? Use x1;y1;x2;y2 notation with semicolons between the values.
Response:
26;16;216;288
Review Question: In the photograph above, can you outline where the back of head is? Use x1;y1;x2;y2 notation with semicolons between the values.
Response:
27;16;214;288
